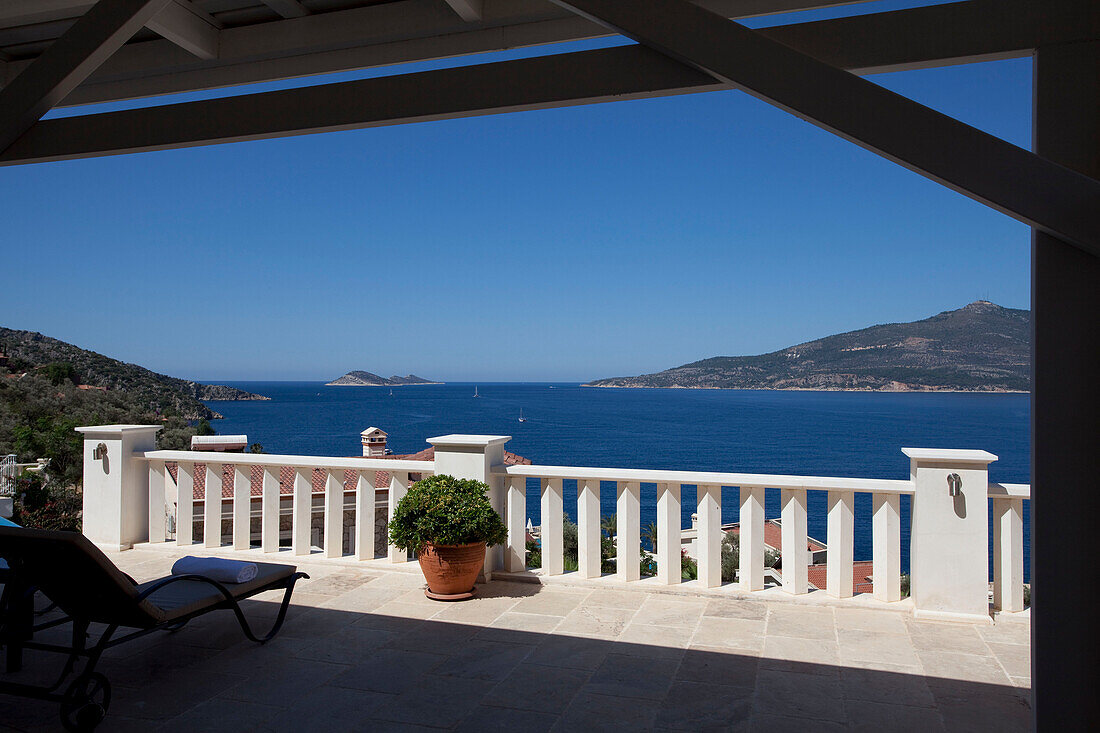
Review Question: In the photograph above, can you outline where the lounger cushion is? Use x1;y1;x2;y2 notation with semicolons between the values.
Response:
137;562;296;622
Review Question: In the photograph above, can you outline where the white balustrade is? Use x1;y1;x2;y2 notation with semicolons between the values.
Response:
77;430;1032;621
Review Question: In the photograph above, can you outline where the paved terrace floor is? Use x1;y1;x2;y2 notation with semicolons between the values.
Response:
2;548;1031;732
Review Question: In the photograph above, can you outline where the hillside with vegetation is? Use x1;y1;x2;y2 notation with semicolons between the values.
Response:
326;371;442;386
0;327;268;420
585;301;1030;392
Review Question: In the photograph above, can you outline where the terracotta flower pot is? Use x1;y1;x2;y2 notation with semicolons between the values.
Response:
418;542;486;600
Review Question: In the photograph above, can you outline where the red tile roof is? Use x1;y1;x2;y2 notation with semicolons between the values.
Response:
807;560;875;594
724;519;826;553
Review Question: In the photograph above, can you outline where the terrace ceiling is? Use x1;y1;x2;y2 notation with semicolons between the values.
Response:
0;0;1098;255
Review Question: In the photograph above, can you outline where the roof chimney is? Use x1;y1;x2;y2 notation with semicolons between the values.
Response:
361;427;388;457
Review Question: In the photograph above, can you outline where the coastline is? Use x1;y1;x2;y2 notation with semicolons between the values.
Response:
581;384;1028;394
324;382;445;387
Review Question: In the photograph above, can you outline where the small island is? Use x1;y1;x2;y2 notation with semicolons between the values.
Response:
326;371;443;387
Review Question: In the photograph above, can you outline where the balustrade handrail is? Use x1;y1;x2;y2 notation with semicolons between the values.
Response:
493;463;914;494
988;482;1030;498
141;449;434;473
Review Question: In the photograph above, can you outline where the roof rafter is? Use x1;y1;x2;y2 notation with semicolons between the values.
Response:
550;0;1100;255
259;0;309;19
145;0;220;60
0;0;171;154
442;0;483;23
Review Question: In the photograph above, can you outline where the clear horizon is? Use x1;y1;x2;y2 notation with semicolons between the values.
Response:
0;1;1031;383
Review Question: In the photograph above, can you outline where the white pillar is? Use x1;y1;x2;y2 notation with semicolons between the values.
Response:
780;488;808;595
176;461;194;546
697;484;722;588
656;483;682;585
203;463;223;548
616;481;641;582
323;469;343;558
355;471;375;561
292;468;312;556
387;471;410;563
872;492;902;602
992;497;1025;613
826;490;854;598
904;448;997;622
232;464;250;550
540;478;565;576
148;459;167;543
76;425;161;550
739;486;765;591
260;466;280;553
427;434;511;578
578;478;601;579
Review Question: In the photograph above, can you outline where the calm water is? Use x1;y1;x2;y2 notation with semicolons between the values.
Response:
206;383;1030;579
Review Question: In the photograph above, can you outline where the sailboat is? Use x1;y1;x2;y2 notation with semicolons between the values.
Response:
518;408;527;423
473;386;480;398
389;388;394;396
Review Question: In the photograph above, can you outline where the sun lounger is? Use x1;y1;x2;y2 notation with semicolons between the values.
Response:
0;526;307;731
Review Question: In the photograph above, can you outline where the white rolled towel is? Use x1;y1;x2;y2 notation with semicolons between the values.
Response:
171;556;258;584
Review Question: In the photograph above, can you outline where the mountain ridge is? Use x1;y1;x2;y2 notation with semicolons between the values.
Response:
326;371;443;387
584;301;1030;392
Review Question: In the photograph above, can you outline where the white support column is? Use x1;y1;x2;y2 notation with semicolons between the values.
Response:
203;463;222;548
616;481;641;582
656;483;682;585
540;478;564;576
323;469;343;558
872;492;901;603
826;490;855;598
76;425;161;550
387;471;409;563
176;461;194;547
427;434;511;578
148;459;166;543
355;471;375;561
780;488;809;595
505;475;527;572
260;466;279;553
697;484;722;588
905;448;997;622
292;468;312;556
577;478;601;579
739;486;765;591
992;497;1025;613
232;464;250;550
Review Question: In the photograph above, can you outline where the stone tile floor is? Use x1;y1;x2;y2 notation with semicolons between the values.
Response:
1;548;1031;732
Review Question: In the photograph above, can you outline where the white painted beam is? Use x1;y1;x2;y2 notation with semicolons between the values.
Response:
656;483;682;585
443;0;483;22
176;461;194;546
232;464;250;550
0;0;171;154
697;484;722;588
780;488;809;594
577;478;601;579
872;492;901;602
260;466;280;553
826;490;854;598
738;486;764;591
323;469;343;558
292;468;311;556
203;463;222;547
355;471;375;561
540;478;564;576
551;0;1100;256
145;0;219;60
506;475;527;572
387;472;409;563
616;481;641;582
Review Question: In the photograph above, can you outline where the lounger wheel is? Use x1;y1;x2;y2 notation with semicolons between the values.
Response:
60;673;111;732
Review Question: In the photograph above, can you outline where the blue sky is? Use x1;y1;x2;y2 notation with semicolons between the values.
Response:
0;1;1032;382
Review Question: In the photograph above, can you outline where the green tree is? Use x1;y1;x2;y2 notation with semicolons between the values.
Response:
44;362;79;386
194;418;215;436
601;513;617;539
642;521;658;552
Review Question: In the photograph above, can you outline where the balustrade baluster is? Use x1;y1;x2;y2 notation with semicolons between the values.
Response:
826;490;855;598
739;486;764;591
388;472;409;562
993;497;1025;612
506;475;527;572
148;459;166;543
697;484;722;588
355;471;375;561
176;462;194;546
541;478;564;575
232;465;250;550
656;482;682;585
781;488;809;594
261;467;279;553
323;469;343;558
578;478;601;579
872;492;901;602
616;481;641;582
292;468;312;555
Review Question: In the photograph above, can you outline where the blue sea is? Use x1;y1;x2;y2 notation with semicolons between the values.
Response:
205;383;1031;580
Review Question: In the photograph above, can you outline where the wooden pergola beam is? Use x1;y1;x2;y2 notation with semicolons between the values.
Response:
0;0;170;154
550;0;1100;257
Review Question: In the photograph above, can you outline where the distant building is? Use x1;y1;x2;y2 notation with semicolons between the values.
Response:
190;435;248;452
361;427;389;457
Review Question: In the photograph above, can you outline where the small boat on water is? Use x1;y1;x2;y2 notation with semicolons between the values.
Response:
473;386;480;397
389;389;394;396
518;408;527;423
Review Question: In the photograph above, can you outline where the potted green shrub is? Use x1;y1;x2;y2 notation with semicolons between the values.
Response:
388;474;508;600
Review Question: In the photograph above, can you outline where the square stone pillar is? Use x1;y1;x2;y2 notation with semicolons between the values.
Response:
427;434;511;580
904;447;996;622
76;425;161;550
